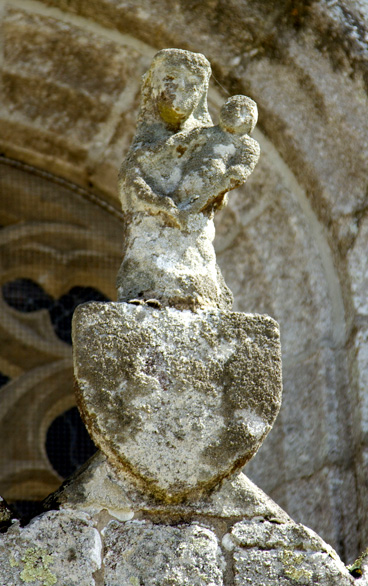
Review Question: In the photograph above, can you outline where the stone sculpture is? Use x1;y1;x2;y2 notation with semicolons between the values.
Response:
116;49;260;310
73;48;279;503
0;49;358;585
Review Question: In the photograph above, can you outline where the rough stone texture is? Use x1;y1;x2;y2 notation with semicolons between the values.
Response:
0;0;368;562
73;302;282;501
0;496;14;530
273;465;359;567
0;6;150;198
117;48;259;310
348;216;368;317
227;520;355;585
44;451;291;523
215;153;358;559
347;216;368;552
0;453;357;585
117;213;234;311
0;509;101;585
348;548;368;583
103;521;225;586
349;323;368;555
233;549;354;586
229;519;336;553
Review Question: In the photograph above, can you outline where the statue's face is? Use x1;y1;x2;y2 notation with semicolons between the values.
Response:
219;95;258;135
151;61;206;129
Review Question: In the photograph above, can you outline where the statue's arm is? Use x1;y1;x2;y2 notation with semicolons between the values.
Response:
228;137;260;180
177;136;260;216
119;157;181;227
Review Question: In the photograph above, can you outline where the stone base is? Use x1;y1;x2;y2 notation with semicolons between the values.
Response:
0;453;356;585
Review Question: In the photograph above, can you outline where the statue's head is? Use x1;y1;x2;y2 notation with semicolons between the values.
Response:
138;49;212;132
219;95;258;135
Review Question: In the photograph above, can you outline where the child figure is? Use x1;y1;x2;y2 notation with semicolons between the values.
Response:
219;94;258;135
172;95;260;214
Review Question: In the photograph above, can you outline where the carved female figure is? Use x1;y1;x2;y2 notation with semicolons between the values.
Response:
117;49;259;310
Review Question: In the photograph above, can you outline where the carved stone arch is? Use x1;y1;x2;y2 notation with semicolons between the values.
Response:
0;360;74;500
1;0;367;561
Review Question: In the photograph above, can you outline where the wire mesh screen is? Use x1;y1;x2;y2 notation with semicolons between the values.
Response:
0;156;124;515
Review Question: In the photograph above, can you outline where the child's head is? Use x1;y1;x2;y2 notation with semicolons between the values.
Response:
219;95;258;135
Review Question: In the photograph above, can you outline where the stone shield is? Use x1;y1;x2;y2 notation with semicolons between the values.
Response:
73;302;282;502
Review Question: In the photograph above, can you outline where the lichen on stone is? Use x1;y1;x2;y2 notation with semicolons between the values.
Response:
347;546;368;578
19;547;57;586
281;549;313;584
9;554;19;567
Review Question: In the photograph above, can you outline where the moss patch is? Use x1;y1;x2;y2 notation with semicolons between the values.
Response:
281;549;313;583
20;547;57;586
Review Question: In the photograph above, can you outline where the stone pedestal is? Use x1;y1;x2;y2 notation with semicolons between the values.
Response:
0;452;356;585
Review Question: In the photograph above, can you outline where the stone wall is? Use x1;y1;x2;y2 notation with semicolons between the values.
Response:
0;0;367;562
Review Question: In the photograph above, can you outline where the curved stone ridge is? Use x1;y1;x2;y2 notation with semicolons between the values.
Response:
73;302;282;502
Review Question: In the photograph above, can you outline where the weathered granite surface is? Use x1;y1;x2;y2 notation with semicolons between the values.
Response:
0;509;101;586
103;521;225;586
0;453;357;585
44;451;291;523
116;48;259;310
73;302;282;502
73;48;269;506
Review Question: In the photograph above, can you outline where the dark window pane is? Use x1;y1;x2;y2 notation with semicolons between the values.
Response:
2;278;53;312
49;286;109;344
0;373;10;388
46;406;97;479
11;500;42;521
